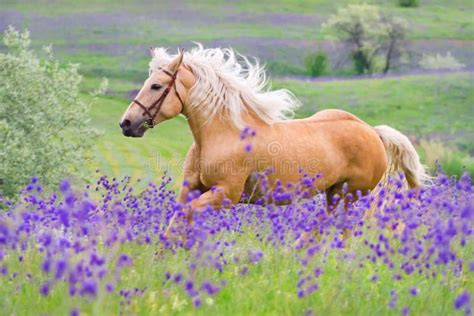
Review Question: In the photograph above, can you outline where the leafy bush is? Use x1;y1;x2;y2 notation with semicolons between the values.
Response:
304;51;329;77
399;0;419;8
419;52;466;70
0;27;104;199
323;4;408;75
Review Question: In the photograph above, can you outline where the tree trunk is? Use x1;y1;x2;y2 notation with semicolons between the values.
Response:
383;39;395;74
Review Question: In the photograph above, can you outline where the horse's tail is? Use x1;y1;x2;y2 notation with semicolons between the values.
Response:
374;125;429;188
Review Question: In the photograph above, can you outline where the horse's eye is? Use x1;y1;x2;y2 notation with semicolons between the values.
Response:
151;83;162;90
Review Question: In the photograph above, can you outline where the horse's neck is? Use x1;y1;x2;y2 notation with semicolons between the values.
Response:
184;111;209;147
184;111;237;148
184;108;265;149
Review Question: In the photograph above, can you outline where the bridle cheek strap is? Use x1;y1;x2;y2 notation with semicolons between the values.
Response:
132;68;184;128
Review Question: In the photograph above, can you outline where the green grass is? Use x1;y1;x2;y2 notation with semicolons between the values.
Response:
278;73;474;140
4;0;473;93
4;0;473;40
88;95;192;189
1;229;472;315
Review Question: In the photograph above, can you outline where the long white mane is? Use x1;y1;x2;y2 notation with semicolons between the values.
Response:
149;44;301;128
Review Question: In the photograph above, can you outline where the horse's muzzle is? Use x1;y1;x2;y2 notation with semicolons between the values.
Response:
120;119;146;137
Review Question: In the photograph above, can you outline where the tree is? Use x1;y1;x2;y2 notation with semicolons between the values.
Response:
0;27;105;199
381;16;408;74
323;4;408;75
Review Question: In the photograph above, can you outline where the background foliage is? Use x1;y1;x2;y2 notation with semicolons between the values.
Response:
323;4;408;74
0;27;102;198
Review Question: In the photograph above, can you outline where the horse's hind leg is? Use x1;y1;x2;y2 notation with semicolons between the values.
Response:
296;183;350;247
325;182;367;241
295;182;367;247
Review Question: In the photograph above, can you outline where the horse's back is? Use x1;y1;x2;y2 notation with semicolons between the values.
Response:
307;109;368;125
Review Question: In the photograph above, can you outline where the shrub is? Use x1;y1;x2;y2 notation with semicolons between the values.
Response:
323;4;408;74
304;51;329;77
0;27;105;199
399;0;419;8
419;52;466;70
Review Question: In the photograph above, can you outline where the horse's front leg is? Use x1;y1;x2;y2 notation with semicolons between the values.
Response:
177;143;201;204
165;143;201;240
165;181;245;240
188;183;243;214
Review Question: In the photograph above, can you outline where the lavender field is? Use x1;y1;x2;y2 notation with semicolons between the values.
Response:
0;172;472;315
1;1;473;315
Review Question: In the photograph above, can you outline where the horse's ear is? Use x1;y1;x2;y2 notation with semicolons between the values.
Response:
168;49;184;73
149;47;155;58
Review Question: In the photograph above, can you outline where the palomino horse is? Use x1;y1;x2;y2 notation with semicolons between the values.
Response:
119;45;428;238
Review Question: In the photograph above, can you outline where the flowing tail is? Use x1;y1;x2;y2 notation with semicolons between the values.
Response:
374;125;429;188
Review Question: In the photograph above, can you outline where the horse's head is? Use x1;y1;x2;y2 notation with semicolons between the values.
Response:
119;49;191;137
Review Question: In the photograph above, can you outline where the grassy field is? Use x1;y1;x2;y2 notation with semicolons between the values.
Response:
3;0;473;41
3;231;472;315
1;1;473;315
1;170;472;316
2;0;474;78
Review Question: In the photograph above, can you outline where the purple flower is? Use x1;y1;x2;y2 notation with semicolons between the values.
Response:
454;291;471;309
389;290;398;308
59;179;71;193
117;254;132;268
41;258;51;273
106;283;114;293
402;306;409;316
58;208;70;227
240;127;250;140
39;233;52;247
239;266;249;276
90;253;105;266
80;279;98;297
40;282;50;296
393;274;402;281
244;143;253;153
185;281;194;292
370;274;379;283
248;250;263;264
201;281;220;295
173;273;182;284
409;287;419;296
193;298;202;307
55;259;67;279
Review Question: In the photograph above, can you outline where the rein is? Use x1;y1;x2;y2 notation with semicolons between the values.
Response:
132;68;184;128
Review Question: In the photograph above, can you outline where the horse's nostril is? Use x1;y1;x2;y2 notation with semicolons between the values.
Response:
120;119;131;129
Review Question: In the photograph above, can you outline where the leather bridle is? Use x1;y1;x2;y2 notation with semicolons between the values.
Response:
132;67;184;128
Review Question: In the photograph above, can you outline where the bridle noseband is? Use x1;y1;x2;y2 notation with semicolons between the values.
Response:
132;67;184;128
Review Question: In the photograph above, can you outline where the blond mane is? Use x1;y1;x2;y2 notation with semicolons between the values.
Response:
149;44;301;128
